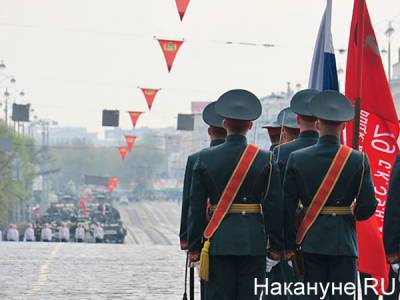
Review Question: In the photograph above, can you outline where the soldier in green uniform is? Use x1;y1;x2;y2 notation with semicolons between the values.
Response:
179;101;227;250
268;89;320;299
263;116;282;152
284;91;377;299
278;107;300;144
383;154;400;298
180;101;226;300
187;89;283;300
273;89;319;176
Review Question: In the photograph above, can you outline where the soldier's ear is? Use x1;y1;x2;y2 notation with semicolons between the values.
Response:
222;119;228;130
316;120;321;131
248;122;253;130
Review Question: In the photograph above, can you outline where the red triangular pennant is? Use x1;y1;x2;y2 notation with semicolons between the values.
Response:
175;0;190;21
157;39;183;72
140;88;159;110
124;135;137;152
128;111;143;128
118;147;128;160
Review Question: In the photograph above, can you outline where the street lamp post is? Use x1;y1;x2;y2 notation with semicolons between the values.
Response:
36;119;58;211
385;21;395;82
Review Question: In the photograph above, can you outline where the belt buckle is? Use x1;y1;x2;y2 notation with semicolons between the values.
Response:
241;211;246;216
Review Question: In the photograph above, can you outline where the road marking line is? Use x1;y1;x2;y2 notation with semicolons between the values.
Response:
28;243;61;295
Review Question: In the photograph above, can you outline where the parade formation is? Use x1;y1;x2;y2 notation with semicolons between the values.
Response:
179;89;398;299
178;0;400;298
0;0;400;299
0;194;127;244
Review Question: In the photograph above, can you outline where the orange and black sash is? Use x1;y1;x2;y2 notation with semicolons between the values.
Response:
296;145;353;245
199;144;260;281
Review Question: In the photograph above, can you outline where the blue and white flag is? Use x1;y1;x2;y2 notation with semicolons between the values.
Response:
308;0;339;91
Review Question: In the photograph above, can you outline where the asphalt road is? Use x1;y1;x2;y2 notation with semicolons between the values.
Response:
0;201;200;300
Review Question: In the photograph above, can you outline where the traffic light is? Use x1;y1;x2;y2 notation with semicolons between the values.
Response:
177;113;194;131
102;110;119;127
12;104;30;122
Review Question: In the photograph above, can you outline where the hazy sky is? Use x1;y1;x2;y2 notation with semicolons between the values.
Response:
0;0;399;135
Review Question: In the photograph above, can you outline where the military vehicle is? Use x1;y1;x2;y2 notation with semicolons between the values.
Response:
103;221;127;243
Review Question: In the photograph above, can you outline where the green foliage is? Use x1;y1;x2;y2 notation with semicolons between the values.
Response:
0;123;36;225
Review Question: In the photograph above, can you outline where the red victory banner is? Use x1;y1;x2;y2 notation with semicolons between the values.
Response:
80;198;87;217
140;88;159;110
124;135;137;152
157;39;183;72
108;177;120;192
128;111;143;128
345;0;399;291
175;0;190;21
118;147;128;160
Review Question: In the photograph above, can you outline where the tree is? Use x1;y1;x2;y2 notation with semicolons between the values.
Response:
0;124;36;225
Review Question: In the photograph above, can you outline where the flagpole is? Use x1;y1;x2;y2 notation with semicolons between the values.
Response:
353;2;365;298
353;0;365;150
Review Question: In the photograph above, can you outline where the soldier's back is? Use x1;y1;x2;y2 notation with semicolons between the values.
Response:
273;131;319;174
195;134;272;256
284;135;377;256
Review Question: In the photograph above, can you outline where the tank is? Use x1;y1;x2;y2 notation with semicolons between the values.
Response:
102;221;127;244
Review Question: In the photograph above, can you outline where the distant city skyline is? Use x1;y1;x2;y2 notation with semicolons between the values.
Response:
0;0;399;135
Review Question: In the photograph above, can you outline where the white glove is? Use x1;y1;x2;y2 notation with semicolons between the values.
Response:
266;257;279;273
392;263;400;283
391;263;400;275
193;261;200;278
287;260;293;268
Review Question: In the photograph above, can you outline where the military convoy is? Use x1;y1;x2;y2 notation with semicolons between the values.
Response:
33;193;127;243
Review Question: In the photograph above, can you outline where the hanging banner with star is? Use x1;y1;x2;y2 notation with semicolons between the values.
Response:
157;39;183;72
128;111;143;128
118;147;128;160
140;88;159;110
175;0;190;21
124;135;137;152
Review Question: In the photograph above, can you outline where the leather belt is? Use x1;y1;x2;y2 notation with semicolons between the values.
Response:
305;206;352;216
210;204;261;215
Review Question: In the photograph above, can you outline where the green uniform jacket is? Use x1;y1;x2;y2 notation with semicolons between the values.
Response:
179;139;225;246
284;135;377;257
187;134;283;256
384;154;400;259
269;144;278;152
273;130;319;180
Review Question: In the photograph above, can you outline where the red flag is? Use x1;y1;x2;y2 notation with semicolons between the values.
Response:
124;135;137;152
140;88;159;110
157;39;183;72
128;111;143;128
118;147;128;160
80;198;87;217
345;0;399;291
175;0;190;21
108;177;119;192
